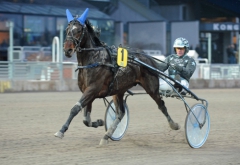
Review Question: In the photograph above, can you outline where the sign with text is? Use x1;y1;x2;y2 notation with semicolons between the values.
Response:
200;23;240;31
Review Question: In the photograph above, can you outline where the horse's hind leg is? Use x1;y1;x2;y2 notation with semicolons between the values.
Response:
143;81;180;130
158;99;180;130
99;94;125;145
83;103;104;128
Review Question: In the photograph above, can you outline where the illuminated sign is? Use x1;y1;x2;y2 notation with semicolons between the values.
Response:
200;23;240;31
213;23;239;31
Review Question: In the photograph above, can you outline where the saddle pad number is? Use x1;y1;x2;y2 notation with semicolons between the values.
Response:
117;48;128;67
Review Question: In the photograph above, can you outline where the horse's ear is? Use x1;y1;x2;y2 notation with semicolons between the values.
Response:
66;9;74;23
77;8;89;25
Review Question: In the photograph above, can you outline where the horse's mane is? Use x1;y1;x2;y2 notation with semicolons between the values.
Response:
85;19;104;47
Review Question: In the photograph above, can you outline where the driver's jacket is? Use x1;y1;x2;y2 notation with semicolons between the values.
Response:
158;54;196;82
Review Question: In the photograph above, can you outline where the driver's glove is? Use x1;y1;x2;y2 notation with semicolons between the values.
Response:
170;63;183;72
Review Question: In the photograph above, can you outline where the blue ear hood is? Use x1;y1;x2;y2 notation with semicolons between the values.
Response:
77;8;89;25
66;9;74;23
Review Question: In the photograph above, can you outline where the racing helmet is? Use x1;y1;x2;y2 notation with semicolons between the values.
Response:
173;37;189;54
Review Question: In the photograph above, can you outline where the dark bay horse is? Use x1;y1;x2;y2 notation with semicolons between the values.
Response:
54;8;180;145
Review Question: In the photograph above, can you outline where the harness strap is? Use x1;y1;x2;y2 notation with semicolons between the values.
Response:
76;47;104;52
102;45;119;96
75;62;114;72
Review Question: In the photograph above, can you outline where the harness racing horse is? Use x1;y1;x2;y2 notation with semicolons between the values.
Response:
54;8;180;145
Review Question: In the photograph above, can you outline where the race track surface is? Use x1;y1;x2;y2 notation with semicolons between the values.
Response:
0;89;240;165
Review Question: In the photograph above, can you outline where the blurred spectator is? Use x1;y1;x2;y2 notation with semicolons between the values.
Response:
226;44;237;64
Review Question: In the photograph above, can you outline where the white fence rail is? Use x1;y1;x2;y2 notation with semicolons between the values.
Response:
0;61;239;92
10;46;52;62
194;64;240;79
0;61;240;81
0;61;63;81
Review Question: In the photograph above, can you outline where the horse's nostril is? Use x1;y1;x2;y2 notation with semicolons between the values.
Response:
68;49;73;54
64;49;73;57
64;49;72;54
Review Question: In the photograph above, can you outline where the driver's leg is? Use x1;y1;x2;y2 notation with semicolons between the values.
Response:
159;78;173;93
180;79;189;94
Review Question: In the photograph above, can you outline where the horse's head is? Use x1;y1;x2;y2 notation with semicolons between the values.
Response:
64;8;89;58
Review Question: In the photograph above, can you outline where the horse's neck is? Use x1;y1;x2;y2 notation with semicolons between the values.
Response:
76;51;91;65
77;33;94;65
77;31;109;65
81;32;97;50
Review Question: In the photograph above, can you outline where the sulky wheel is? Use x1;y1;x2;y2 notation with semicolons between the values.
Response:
104;100;129;141
185;103;210;148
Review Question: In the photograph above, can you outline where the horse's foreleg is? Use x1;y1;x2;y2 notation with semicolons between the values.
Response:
83;104;104;128
54;88;96;139
99;94;125;145
54;101;83;138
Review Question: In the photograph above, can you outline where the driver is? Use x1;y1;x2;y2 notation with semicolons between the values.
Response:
159;37;196;94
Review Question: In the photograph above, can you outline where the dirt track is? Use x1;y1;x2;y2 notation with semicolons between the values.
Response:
0;88;240;165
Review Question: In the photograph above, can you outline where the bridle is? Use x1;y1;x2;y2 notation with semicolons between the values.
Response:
65;19;87;52
65;19;103;52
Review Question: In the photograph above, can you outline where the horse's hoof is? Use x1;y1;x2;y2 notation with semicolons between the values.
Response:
83;120;90;127
169;121;180;130
97;119;104;126
99;138;108;145
54;131;64;139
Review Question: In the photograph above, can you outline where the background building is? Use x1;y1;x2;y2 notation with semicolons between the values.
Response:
1;0;240;63
86;0;240;64
0;0;114;61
